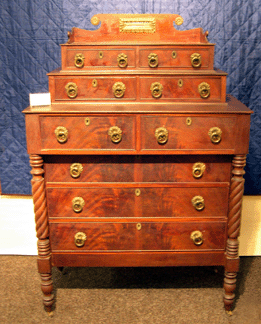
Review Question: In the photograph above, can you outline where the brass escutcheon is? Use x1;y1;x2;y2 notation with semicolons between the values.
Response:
92;79;98;87
190;231;203;246
155;126;168;144
99;51;103;59
74;53;85;68
191;196;205;211
55;126;68;144
74;232;87;247
208;127;222;144
186;117;192;126
148;53;158;68
72;197;85;213
85;117;90;126
136;223;142;231
65;82;78;99
70;163;83;178
178;79;183;87
172;51;177;59
112;82;126;98
198;82;210;99
150;82;163;98
108;126;122;143
191;53;201;68
192;162;206;179
117;53;128;68
135;188;141;197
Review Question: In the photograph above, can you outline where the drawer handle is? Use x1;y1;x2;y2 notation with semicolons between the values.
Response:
191;196;205;211
72;197;85;213
112;82;126;98
65;82;78;99
108;126;122;144
191;53;201;68
208;127;222;144
55;126;68;144
190;231;203;246
151;82;163;99
192;162;206;179
198;82;210;99
70;163;83;178
74;53;85;68
117;53;128;68
155;126;168;144
74;232;87;247
148;53;158;68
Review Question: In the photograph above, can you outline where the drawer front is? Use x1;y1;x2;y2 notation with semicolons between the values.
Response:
139;47;213;69
62;47;136;70
141;116;237;151
140;76;225;102
40;115;135;151
44;155;231;183
49;221;226;251
47;187;229;218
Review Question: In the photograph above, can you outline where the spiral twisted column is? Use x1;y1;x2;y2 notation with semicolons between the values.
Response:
30;155;54;313
223;155;246;311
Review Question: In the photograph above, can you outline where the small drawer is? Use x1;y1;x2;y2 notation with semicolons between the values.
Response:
40;115;136;151
49;220;226;251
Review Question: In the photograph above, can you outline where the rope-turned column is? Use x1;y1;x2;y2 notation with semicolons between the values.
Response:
224;155;246;311
30;155;54;314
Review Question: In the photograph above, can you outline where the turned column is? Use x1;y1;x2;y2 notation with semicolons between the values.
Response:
224;155;246;311
30;155;54;313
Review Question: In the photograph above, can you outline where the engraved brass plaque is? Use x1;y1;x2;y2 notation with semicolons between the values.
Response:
119;17;156;33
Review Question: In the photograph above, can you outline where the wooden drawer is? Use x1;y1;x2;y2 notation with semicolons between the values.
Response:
141;116;237;152
46;187;229;218
49;220;227;251
40;115;136;151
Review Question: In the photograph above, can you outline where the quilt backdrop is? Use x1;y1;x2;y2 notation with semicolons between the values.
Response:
0;0;260;195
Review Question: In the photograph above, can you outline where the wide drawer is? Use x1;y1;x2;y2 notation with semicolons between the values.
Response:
49;220;227;251
46;187;229;218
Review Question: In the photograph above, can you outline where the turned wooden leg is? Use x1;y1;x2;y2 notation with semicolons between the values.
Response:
30;155;54;313
224;155;246;311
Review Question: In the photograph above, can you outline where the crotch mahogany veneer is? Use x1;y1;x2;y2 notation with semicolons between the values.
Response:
23;14;252;315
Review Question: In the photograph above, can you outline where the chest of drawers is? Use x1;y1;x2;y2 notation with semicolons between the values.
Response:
23;14;252;315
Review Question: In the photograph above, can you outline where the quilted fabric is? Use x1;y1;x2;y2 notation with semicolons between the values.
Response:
0;0;260;194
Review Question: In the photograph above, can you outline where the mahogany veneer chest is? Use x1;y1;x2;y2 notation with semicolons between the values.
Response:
23;14;252;314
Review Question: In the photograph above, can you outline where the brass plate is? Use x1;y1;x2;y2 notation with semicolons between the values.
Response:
119;17;156;33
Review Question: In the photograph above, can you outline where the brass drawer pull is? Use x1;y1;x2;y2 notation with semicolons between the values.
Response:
192;162;206;179
117;53;128;68
65;82;78;99
148;53;158;68
209;127;222;144
191;196;205;211
150;82;163;98
112;82;126;98
198;82;210;99
74;232;87;247
155;126;168;144
74;53;85;68
108;126;122;143
72;197;85;213
55;126;68;144
70;163;83;178
191;53;201;68
190;231;203;246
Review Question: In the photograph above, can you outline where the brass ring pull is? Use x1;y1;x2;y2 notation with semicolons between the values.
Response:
74;53;85;68
65;82;78;99
117;53;128;68
198;82;210;99
55;126;68;144
150;82;163;99
191;53;201;68
190;231;203;246
74;232;87;247
70;163;83;178
112;82;126;98
191;196;205;211
72;197;85;213
155;127;168;144
192;162;206;179
208;127;222;144
148;53;158;68
108;126;122;144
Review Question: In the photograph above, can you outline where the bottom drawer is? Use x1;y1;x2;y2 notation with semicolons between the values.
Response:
50;221;226;252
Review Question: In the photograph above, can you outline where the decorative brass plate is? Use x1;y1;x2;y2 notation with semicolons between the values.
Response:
119;17;156;33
